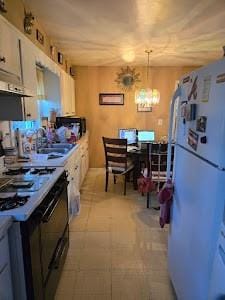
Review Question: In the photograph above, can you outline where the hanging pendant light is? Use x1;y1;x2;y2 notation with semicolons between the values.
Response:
135;50;160;105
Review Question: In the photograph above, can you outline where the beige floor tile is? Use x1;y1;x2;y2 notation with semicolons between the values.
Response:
111;219;136;232
73;294;111;300
142;250;168;271
151;242;167;252
112;231;137;248
84;232;111;249
74;271;111;294
69;232;86;249
79;249;111;270
89;206;112;217
86;216;111;232
150;228;168;244
146;270;172;285
56;270;77;295
149;282;176;300
69;218;87;232
63;250;82;271
112;248;144;271
55;292;74;300
112;271;150;300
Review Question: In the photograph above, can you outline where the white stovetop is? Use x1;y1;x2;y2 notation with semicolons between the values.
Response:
0;167;65;221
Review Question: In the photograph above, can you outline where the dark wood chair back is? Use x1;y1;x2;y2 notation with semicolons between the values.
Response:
102;137;128;172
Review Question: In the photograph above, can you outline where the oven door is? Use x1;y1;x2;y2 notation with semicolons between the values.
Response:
40;174;69;285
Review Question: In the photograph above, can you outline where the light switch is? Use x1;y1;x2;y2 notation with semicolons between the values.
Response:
158;119;163;126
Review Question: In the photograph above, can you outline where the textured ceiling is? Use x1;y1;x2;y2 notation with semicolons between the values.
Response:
25;0;225;66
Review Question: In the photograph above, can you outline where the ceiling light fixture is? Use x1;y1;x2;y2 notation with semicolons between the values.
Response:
135;50;160;105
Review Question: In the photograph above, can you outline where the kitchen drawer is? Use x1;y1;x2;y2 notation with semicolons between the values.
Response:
0;234;9;271
0;263;13;300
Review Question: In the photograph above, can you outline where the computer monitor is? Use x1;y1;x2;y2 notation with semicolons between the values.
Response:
137;130;155;142
118;128;137;145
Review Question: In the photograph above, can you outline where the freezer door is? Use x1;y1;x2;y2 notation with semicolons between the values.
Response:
176;58;225;168
168;146;225;300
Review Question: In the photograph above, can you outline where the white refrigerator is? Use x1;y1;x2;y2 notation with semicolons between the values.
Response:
168;58;225;300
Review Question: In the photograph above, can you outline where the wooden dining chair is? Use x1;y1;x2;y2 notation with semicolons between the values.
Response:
102;137;134;195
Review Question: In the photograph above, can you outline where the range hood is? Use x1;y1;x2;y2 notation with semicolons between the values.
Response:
0;69;33;97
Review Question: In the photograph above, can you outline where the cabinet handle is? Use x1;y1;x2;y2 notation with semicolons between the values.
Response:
26;113;31;117
0;56;6;63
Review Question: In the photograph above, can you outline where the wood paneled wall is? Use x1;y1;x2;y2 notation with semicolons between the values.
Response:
75;66;197;167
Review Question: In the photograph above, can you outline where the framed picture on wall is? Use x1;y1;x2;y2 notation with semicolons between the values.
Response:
58;52;64;65
36;29;44;45
137;103;152;112
99;93;124;105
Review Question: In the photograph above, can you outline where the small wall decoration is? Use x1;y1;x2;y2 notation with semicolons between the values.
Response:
137;103;152;112
99;93;124;105
50;45;56;60
70;66;75;76
0;0;7;13
36;29;44;45
24;11;34;34
58;52;63;65
115;66;140;91
65;60;68;72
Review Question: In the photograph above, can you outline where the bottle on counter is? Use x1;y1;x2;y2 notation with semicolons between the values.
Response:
15;128;24;157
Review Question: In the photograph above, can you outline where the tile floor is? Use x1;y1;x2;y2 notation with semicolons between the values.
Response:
55;168;176;300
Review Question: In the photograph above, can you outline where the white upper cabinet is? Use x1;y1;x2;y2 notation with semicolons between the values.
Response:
20;39;37;96
60;70;75;116
70;76;76;115
0;17;21;81
20;38;38;120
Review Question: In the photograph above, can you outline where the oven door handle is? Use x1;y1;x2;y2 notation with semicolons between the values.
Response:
42;184;65;223
50;236;67;270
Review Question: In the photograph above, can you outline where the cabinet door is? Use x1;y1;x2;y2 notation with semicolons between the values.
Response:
20;39;38;120
70;77;76;115
0;263;13;300
60;71;70;116
20;39;37;95
74;161;81;191
84;149;89;175
0;17;21;80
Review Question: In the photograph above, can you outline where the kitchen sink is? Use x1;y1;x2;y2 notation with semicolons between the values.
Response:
37;148;69;154
37;143;75;154
50;143;75;150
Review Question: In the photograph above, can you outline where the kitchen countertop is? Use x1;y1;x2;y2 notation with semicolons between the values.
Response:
0;133;88;221
9;143;80;168
0;216;12;237
0;167;65;221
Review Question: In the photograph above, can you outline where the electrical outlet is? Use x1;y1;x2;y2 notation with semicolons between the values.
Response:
158;119;163;126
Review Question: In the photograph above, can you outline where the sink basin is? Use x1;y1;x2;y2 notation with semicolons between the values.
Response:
37;148;69;154
50;143;75;150
37;143;75;154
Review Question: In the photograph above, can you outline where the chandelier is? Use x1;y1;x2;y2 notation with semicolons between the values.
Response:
135;50;160;105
